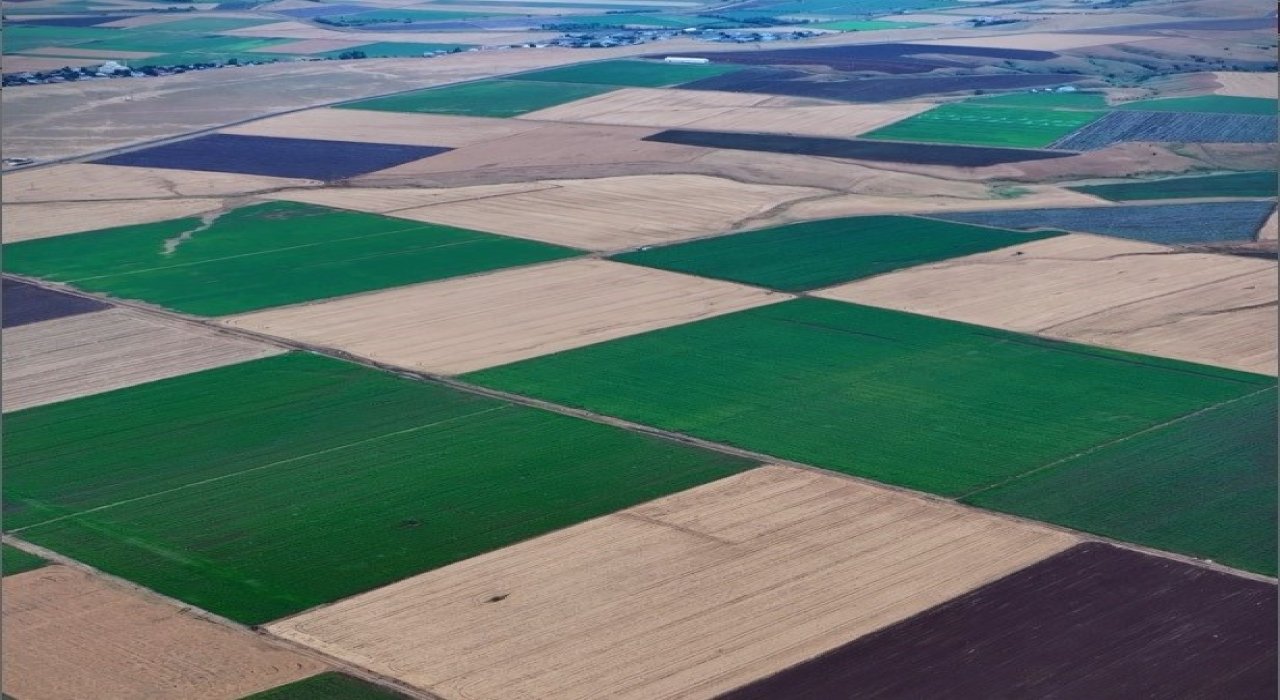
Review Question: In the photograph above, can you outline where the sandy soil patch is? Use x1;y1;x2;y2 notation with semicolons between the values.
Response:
247;38;371;54
1;56;106;72
22;47;160;59
3;199;224;242
4;307;284;412
221;109;542;147
815;233;1277;374
1212;71;1278;99
384;174;827;250
3;565;326;700
1257;208;1277;241
916;32;1157;50
3;163;314;203
224;259;787;374
519;88;935;138
270;466;1075;700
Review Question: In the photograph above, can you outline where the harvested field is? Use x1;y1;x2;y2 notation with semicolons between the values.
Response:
4;307;284;412
337;79;619;118
225;259;787;374
613;215;1062;291
644;129;1077;166
1213;71;1278;98
721;544;1277;699
668;42;1058;72
266;181;555;212
816;234;1277;373
2;278;109;328
5;200;580;316
508;59;742;87
2;566;326;700
270;466;1076;700
682;67;1087;102
381;174;825;251
2;198;224;242
916;32;1156;50
2;163;315;203
518;88;935;138
93;134;450;181
1050;111;1277;150
933;200;1277;245
862;103;1105;148
2;56;106;72
1116;95;1278;114
244;673;408;699
1068;170;1278;201
469;298;1271;496
219;109;541;147
5;353;756;623
3;545;47;576
1259;208;1278;241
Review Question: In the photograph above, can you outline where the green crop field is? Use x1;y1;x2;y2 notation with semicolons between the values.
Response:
5;353;756;624
3;25;122;53
3;201;579;316
1116;95;1277;115
508;59;742;87
966;91;1110;110
80;33;291;55
1069;171;1278;201
613;215;1061;291
2;544;47;576
810;19;929;30
862;103;1106;148
329;8;497;21
337;79;618;117
245;673;409;699
967;388;1277;576
469;299;1272;498
318;42;469;58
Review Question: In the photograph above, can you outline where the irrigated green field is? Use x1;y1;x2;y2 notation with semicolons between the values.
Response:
245;673;408;700
612;216;1061;291
3;201;579;316
468;299;1272;497
1116;95;1277;115
2;544;46;576
1070;171;1278;201
967;388;1277;576
508;59;742;87
5;353;756;624
862;103;1106;148
336;79;618;118
810;19;930;30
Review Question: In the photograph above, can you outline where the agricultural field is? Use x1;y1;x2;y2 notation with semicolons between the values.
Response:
1069;170;1278;201
1050;111;1278;151
224;259;786;374
1115;95;1278;115
861;103;1106;149
722;544;1278;699
612;215;1063;291
682;68;1088;102
221;109;542;147
2;163;315;203
2;545;47;576
810;20;929;31
336;80;620;118
270;466;1076;700
2;566;326;700
5;352;757;623
245;673;410;700
3;198;226;243
94;134;450;180
3;200;580;316
966;91;1111;110
1;277;108;328
508;59;742;87
671;43;1058;73
468;298;1272;496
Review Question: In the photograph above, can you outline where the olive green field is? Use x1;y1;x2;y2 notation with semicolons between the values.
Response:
1069;170;1278;201
244;673;409;700
336;79;619;118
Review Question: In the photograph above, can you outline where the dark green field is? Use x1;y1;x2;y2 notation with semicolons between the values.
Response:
1116;95;1277;115
3;201;579;316
508;59;742;87
468;299;1272;497
245;673;409;699
612;216;1061;291
2;544;47;576
967;388;1277;576
5;353;755;624
1069;171;1278;201
336;79;618;117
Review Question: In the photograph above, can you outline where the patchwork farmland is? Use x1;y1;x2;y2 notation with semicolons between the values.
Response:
2;3;1276;697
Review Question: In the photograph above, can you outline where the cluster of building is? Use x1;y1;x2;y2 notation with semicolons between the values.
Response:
2;57;287;87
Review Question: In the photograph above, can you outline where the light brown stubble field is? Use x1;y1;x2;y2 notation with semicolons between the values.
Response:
219;109;543;147
3;199;224;242
2;163;315;203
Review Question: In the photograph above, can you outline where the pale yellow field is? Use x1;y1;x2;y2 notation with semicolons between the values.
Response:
221;109;543;147
3;199;223;242
4;308;284;412
1212;71;1279;98
519;88;934;138
816;234;1278;374
3;163;314;203
388;174;827;250
916;32;1155;50
271;466;1076;700
4;565;326;700
224;259;788;374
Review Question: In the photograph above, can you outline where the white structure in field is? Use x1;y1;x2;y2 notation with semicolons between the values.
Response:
663;56;710;64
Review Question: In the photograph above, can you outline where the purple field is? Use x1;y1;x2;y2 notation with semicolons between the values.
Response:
2;277;110;328
93;134;450;181
277;3;369;18
681;68;1087;102
1051;111;1278;150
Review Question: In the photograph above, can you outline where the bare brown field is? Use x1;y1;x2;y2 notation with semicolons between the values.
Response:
384;174;827;250
519;88;935;139
1;56;108;72
1212;71;1278;98
3;163;315;203
248;39;370;55
3;199;224;242
816;234;1278;373
916;32;1157;50
3;565;326;700
4;307;284;412
221;109;542;147
224;259;787;374
270;466;1076;700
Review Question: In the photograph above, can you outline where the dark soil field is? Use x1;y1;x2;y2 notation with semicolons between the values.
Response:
667;43;1058;73
643;129;1076;166
681;68;1086;102
245;673;408;699
5;352;757;624
718;543;1277;700
1070;170;1278;201
1050;111;1278;151
94;134;451;181
1;277;109;328
613;216;1062;291
932;200;1276;245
